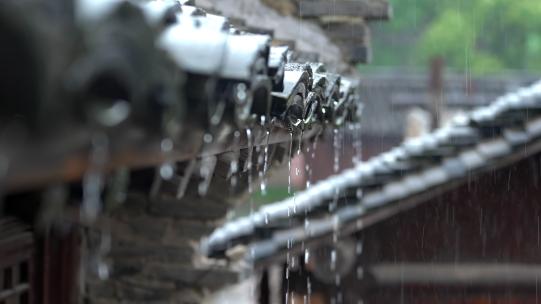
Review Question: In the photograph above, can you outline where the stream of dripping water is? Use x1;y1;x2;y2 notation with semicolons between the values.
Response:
352;122;362;165
81;133;109;223
176;158;197;199
286;128;295;302
198;134;217;196
150;138;176;198
260;124;271;196
287;132;294;195
296;129;303;177
245;128;254;213
229;130;241;189
333;128;340;173
307;131;321;189
198;155;217;196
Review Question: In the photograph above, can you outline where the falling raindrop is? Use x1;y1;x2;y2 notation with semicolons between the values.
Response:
244;128;256;214
356;240;364;255
357;266;364;280
97;262;109;280
159;163;174;180
256;145;263;168
85;226;111;281
297;129;303;155
307;277;312;302
356;188;363;200
159;137;176;181
305;147;311;189
312;131;320;159
330;249;337;271
203;133;213;144
97;229;111;280
161;137;174;152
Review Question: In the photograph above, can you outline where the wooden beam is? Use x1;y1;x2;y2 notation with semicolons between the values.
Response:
322;20;370;42
298;0;392;21
368;263;541;286
323;21;372;63
336;40;372;64
4;124;322;193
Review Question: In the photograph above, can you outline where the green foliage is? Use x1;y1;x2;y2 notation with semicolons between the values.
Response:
368;0;541;74
418;10;476;69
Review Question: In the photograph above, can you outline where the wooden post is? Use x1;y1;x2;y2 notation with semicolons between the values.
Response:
429;57;445;130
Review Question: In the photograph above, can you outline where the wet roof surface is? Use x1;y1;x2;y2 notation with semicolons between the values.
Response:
204;80;541;266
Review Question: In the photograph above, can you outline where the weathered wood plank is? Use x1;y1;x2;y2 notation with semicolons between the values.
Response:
298;0;392;20
322;20;370;42
338;41;372;64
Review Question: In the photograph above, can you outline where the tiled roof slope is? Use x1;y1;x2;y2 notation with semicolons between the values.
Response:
204;80;541;267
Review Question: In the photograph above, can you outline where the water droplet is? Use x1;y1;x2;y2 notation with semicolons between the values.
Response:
161;138;174;152
356;188;363;200
357;266;364;279
203;133;213;144
356;240;364;255
198;156;217;196
330;249;337;271
98;262;109;280
159;163;174;180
